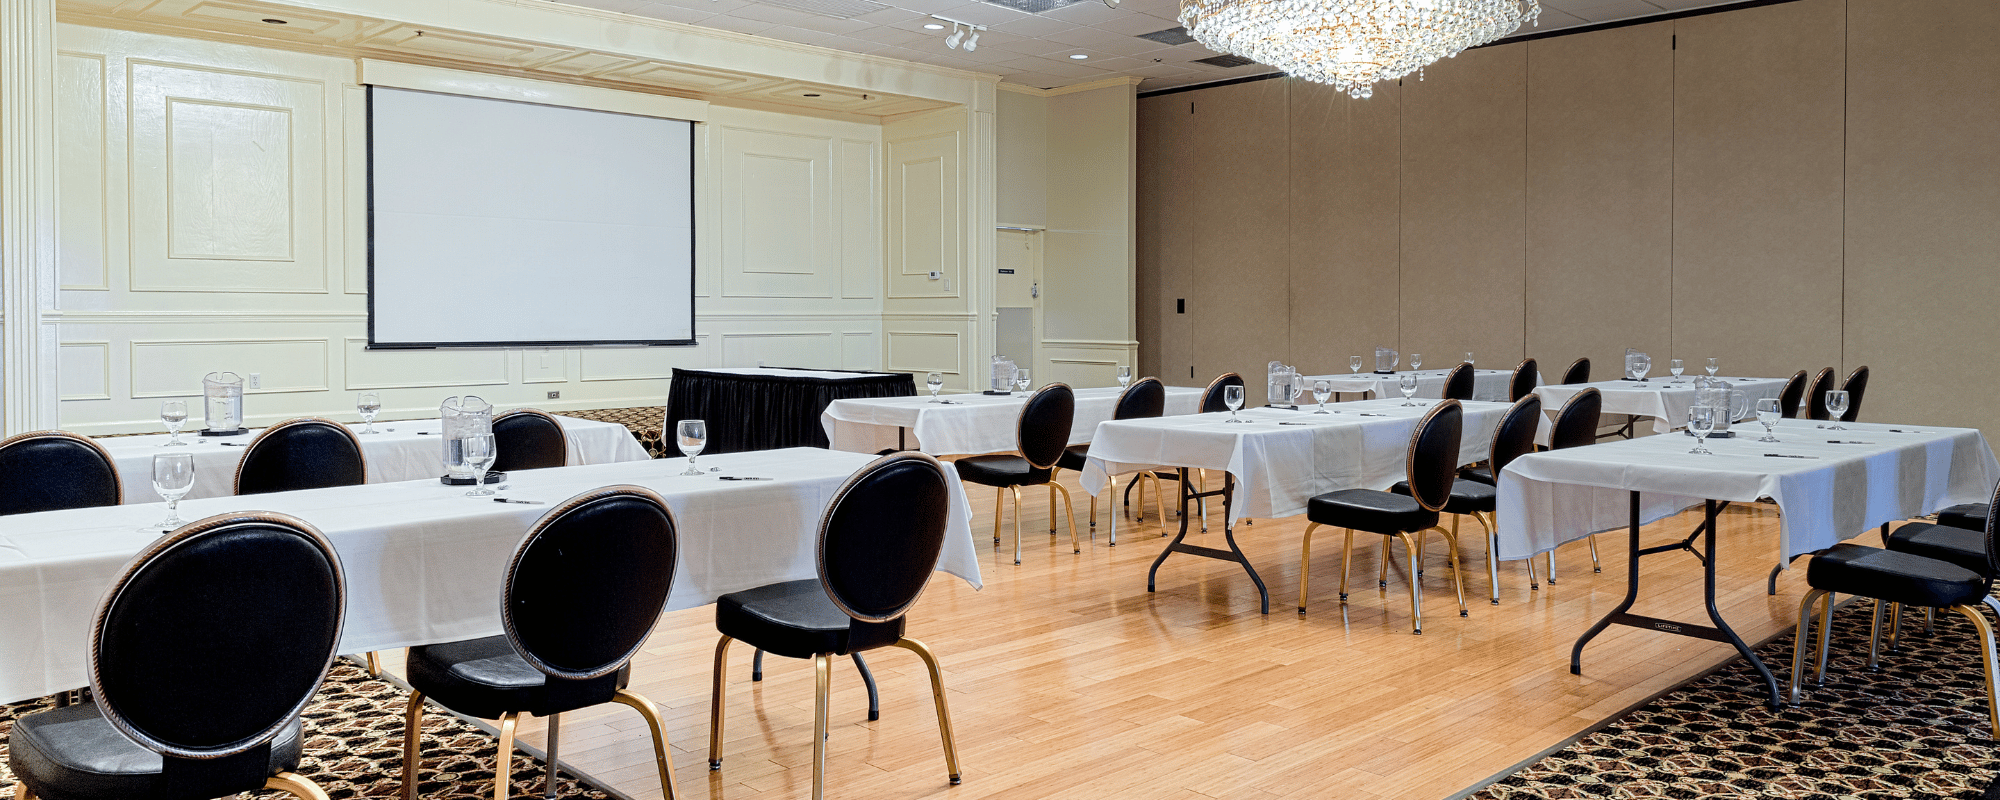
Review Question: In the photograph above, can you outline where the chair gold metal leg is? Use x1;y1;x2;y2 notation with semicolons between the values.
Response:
1927;606;1936;633
1010;486;1023;564
1416;527;1428;580
1791;589;1826;704
1526;554;1540;590
1298;522;1319;613
1817;591;1835;684
612;690;680;800
992;487;1003;545
494;712;519;800
1889;601;1903;650
1472;511;1499;605
1546;549;1557;585
1957;603;2000;738
709;635;732;769
1378;538;1391;588
1587;533;1601;573
16;785;35;800
366;651;383;677
1047;483;1058;536
1151;473;1169;530
265;772;333;800
813;654;832;800
1436;526;1467;618
1399;533;1422;634
1340;530;1354;603
893;638;963;785
401;690;426;800
1091;476;1106;533
1868;600;1885;671
1052;483;1079;553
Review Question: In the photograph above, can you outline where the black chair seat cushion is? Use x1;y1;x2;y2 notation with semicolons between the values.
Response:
1457;466;1496;487
1057;444;1090;473
1885;522;1992;579
1392;480;1495;515
407;635;629;720
954;454;1052;488
1938;503;1989;532
9;702;302;800
716;579;903;660
1807;543;1989;608
1306;490;1440;535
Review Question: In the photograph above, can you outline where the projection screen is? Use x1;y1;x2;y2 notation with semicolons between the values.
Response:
367;86;695;348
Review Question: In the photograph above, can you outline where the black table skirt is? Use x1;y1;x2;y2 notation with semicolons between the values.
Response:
664;367;915;455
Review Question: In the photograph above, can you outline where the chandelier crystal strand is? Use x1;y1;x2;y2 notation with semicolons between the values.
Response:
1181;0;1540;99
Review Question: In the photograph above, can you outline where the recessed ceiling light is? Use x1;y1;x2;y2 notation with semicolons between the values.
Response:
261;18;288;24
924;23;944;29
1068;53;1089;59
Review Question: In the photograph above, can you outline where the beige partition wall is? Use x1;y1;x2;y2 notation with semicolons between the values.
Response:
1287;81;1401;377
1136;93;1195;383
1189;78;1292;398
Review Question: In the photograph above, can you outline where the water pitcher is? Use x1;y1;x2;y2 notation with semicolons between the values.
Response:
1374;347;1398;374
1695;378;1748;432
989;356;1017;394
201;372;244;435
440;395;494;481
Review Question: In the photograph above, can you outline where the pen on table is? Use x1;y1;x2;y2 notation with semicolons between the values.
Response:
492;498;543;504
1764;453;1818;459
718;476;773;481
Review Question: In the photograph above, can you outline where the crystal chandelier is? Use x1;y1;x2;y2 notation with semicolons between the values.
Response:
1180;0;1541;99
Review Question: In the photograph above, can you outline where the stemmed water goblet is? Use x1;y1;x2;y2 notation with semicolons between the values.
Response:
1631;354;1652;382
1223;384;1246;423
1015;368;1032;396
678;419;707;475
1824;390;1850;430
1669;359;1684;383
1687;406;1718;454
1465;352;1474;367
926;372;944;403
1117;366;1132;389
1706;358;1720;377
142;452;194;532
1349;356;1363;374
1312;380;1332;414
1399;374;1419;407
461;434;497;496
356;392;381;434
159;400;188;447
1756;397;1782;443
1409;353;1422;373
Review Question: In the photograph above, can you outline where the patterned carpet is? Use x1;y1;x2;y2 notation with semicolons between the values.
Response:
1469;600;2000;799
0;663;623;800
564;406;666;459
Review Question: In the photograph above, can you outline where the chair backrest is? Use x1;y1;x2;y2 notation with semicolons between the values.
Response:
1805;367;1838;421
1402;400;1464;513
819;451;952;623
492;409;569;473
1441;363;1476;401
1840;365;1870;422
1114;378;1166;421
0;430;122;514
1550;388;1603;451
1560;357;1590;385
1982;479;2000;579
234;417;366;496
90;512;342;787
1016;383;1076;469
1489;395;1543;476
1199;373;1245;414
1779;370;1809;419
1510;359;1540;402
504;486;677;680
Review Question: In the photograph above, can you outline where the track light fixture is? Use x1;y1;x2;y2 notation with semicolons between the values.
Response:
964;29;979;51
930;16;985;51
945;23;965;49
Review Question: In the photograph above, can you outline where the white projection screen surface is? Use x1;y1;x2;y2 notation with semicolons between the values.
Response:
368;86;695;348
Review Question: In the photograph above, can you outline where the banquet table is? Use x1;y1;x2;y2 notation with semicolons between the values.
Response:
0;447;979;704
1079;398;1511;612
1496;418;1999;706
666;366;915;454
1302;368;1529;403
99;415;651;504
1532;376;1790;439
822;385;1205;457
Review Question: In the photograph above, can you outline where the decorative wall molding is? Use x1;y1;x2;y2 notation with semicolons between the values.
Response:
57;340;112;400
129;336;331;397
1;0;61;433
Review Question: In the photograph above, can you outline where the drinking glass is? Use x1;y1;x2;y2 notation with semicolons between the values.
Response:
1409;353;1422;373
1015;368;1032;396
1117;366;1132;389
1312;380;1332;414
1399;374;1419;407
1825;390;1850;430
159;400;188;447
1756;397;1782;443
1223;384;1245;423
356;392;382;434
1669;359;1684;382
1465;352;1474;367
1687;406;1717;454
678;419;707;475
1706;358;1720;377
1631;355;1651;381
1349;356;1363;374
926;372;944;403
461;434;497;496
143;452;195;532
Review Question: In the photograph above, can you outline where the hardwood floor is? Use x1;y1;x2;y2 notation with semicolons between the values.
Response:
382;470;1846;800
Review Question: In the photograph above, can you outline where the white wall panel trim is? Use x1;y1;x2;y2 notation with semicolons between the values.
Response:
129;336;331;397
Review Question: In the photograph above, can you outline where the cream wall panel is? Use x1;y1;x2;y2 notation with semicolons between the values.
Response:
837;138;879;300
341;82;366;294
521;348;569;385
57;52;108;291
578;341;710;383
1043;83;1135;346
996;89;1047;228
886;131;960;299
131;337;329;397
1135;94;1193;384
719;126;835;297
1189;78;1289;401
342;337;508;391
1671;0;1846;380
1287;79;1400;377
1525;22;1674;378
720;331;840;368
886;329;963;376
1843;0;2000;433
58;341;111;401
841;332;880;371
127;60;328;292
1399;43;1527;367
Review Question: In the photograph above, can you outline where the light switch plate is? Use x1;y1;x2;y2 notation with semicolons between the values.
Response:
547;391;560;400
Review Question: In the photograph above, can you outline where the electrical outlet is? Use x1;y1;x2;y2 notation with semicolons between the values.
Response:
547;391;560;400
927;270;941;280
249;373;261;389
944;278;952;292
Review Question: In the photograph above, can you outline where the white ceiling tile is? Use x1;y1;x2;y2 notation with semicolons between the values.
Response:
929;2;1034;27
628;3;720;23
693;13;782;33
986;15;1074;37
1039;1;1125;25
1087;13;1181;36
783;13;878;34
639;0;751;13
881;0;970;13
1562;0;1668;22
565;0;654;12
847;7;925;24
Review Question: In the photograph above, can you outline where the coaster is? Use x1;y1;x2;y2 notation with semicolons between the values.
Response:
1683;430;1735;438
440;472;507;486
199;428;248;437
982;390;1013;396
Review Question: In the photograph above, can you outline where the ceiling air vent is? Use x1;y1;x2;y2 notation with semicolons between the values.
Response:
750;0;888;19
1192;53;1256;68
1137;26;1195;45
974;0;1089;14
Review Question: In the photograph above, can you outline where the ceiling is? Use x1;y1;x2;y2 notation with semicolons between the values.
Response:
554;0;1762;92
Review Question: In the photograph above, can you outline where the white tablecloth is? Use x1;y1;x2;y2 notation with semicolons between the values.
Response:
1303;369;1530;403
1078;399;1511;524
699;366;897;380
99;415;652;503
822;385;1205;457
1496;418;2000;563
1533;376;1790;438
0;447;978;703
